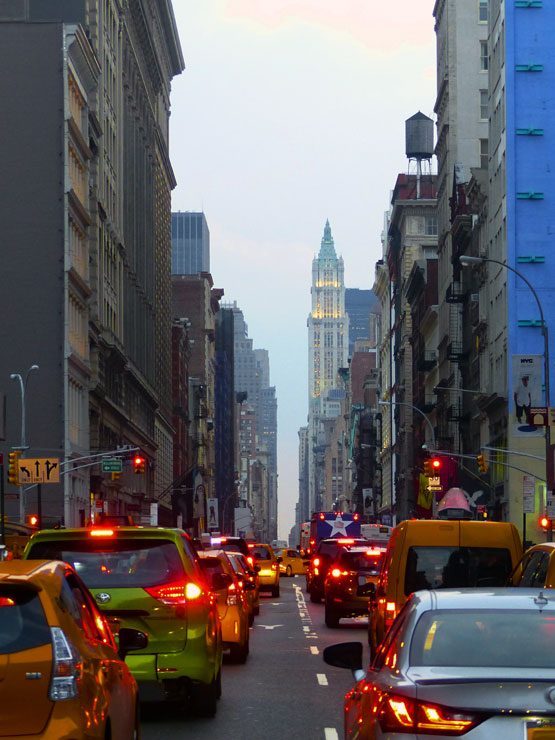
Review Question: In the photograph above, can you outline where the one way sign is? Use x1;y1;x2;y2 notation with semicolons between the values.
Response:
18;458;60;484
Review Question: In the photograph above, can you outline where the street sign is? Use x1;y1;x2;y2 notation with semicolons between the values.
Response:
18;458;59;484
101;459;123;473
428;476;440;487
427;485;443;492
523;475;535;513
547;492;555;518
529;406;549;425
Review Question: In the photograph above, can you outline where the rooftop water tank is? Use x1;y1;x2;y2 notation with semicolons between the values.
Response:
405;111;434;159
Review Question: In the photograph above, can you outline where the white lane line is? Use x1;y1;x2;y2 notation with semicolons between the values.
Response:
324;729;339;740
317;673;328;686
310;646;319;655
303;625;310;632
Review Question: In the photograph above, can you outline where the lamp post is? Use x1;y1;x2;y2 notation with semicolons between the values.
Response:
459;254;550;531
378;400;436;449
10;365;39;523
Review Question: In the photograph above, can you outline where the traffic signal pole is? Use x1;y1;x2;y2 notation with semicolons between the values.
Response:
0;453;4;546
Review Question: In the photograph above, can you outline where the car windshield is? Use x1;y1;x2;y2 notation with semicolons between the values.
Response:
0;585;51;654
250;546;272;560
404;546;513;596
26;539;186;588
410;609;555;668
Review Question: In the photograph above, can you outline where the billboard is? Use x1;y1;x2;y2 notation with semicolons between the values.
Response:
207;498;219;530
511;355;543;437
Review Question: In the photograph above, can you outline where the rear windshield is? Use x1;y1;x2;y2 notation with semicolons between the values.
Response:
411;609;555;668
338;551;384;574
0;585;50;654
199;557;225;580
250;545;272;560
404;546;513;596
26;539;186;588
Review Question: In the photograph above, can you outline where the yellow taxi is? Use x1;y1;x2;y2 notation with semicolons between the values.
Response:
0;559;145;739
275;548;309;577
508;541;555;587
248;543;280;597
198;549;250;663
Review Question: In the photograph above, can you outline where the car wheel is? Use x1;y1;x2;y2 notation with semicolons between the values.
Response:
229;635;249;664
248;611;254;626
192;678;218;717
271;584;280;597
325;602;340;628
286;565;293;577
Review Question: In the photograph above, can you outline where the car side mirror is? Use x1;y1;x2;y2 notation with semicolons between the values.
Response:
254;565;261;573
323;641;364;675
118;627;148;660
277;556;283;563
212;572;233;590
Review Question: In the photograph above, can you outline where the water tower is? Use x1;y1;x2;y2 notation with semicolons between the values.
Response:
405;111;434;198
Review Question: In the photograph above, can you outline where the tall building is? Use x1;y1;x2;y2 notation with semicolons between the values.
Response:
0;1;183;526
307;220;350;514
171;212;210;275
345;289;377;357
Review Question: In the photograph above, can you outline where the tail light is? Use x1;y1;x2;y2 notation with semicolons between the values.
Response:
49;627;81;701
246;555;254;568
145;579;203;605
330;568;348;578
337;539;355;544
378;692;480;734
385;600;396;629
271;562;279;571
227;582;238;606
90;528;115;537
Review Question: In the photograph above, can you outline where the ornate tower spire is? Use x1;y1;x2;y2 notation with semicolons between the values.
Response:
319;219;337;259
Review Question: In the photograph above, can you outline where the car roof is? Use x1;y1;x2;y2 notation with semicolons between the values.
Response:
0;559;66;578
27;526;186;543
412;587;555;612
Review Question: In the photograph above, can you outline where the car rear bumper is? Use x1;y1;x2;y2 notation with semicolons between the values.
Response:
1;702;109;740
127;644;220;685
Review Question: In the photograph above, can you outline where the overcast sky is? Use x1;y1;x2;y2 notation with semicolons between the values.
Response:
169;1;437;539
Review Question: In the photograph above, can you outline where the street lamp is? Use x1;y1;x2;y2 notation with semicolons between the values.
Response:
10;364;39;523
459;254;550;522
378;400;436;449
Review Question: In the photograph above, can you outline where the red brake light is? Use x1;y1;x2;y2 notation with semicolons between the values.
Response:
144;579;202;604
313;558;320;566
246;555;254;567
90;529;115;537
248;543;255;548
330;568;343;578
337;538;355;544
319;513;325;519
0;597;15;607
378;693;479;734
353;513;359;520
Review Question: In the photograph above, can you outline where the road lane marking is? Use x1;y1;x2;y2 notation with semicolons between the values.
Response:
324;729;339;740
310;646;319;654
303;625;310;631
317;673;328;685
257;624;283;630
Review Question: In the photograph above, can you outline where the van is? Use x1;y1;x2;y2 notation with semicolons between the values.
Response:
368;519;523;656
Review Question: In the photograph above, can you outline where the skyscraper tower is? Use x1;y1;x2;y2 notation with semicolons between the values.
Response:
307;221;349;513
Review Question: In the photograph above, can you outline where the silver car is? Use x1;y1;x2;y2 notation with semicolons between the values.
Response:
324;588;555;739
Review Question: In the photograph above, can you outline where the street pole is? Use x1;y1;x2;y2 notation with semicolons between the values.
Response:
378;400;436;449
460;255;550;536
10;365;39;523
0;453;4;545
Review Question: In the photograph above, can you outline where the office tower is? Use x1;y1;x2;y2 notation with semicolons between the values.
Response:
345;288;377;357
172;212;210;275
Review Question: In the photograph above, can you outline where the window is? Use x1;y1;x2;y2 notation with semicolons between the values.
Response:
480;90;488;120
425;216;438;236
480;41;489;71
479;0;488;22
479;138;489;169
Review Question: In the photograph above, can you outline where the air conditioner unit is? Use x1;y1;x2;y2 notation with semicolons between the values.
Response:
471;293;479;302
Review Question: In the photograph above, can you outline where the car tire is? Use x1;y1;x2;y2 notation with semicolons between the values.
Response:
192;677;218;717
271;584;280;597
229;635;249;664
248;611;254;626
286;565;293;577
325;602;340;628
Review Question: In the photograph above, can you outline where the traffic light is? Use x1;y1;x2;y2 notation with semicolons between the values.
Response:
423;459;432;477
7;450;21;485
540;515;551;530
111;471;121;481
477;454;488;473
26;514;38;529
133;455;146;475
431;457;441;474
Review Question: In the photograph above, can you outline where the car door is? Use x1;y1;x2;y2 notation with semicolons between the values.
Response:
518;550;549;587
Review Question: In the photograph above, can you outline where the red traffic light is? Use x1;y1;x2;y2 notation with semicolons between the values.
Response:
133;455;146;474
27;515;38;528
431;458;441;470
540;516;551;530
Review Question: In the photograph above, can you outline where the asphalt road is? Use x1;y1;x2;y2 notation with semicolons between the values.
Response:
141;576;370;739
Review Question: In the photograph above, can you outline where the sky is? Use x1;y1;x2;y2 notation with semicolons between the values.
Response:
169;1;437;539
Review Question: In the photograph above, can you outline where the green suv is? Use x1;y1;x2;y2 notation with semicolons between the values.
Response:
23;526;223;716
